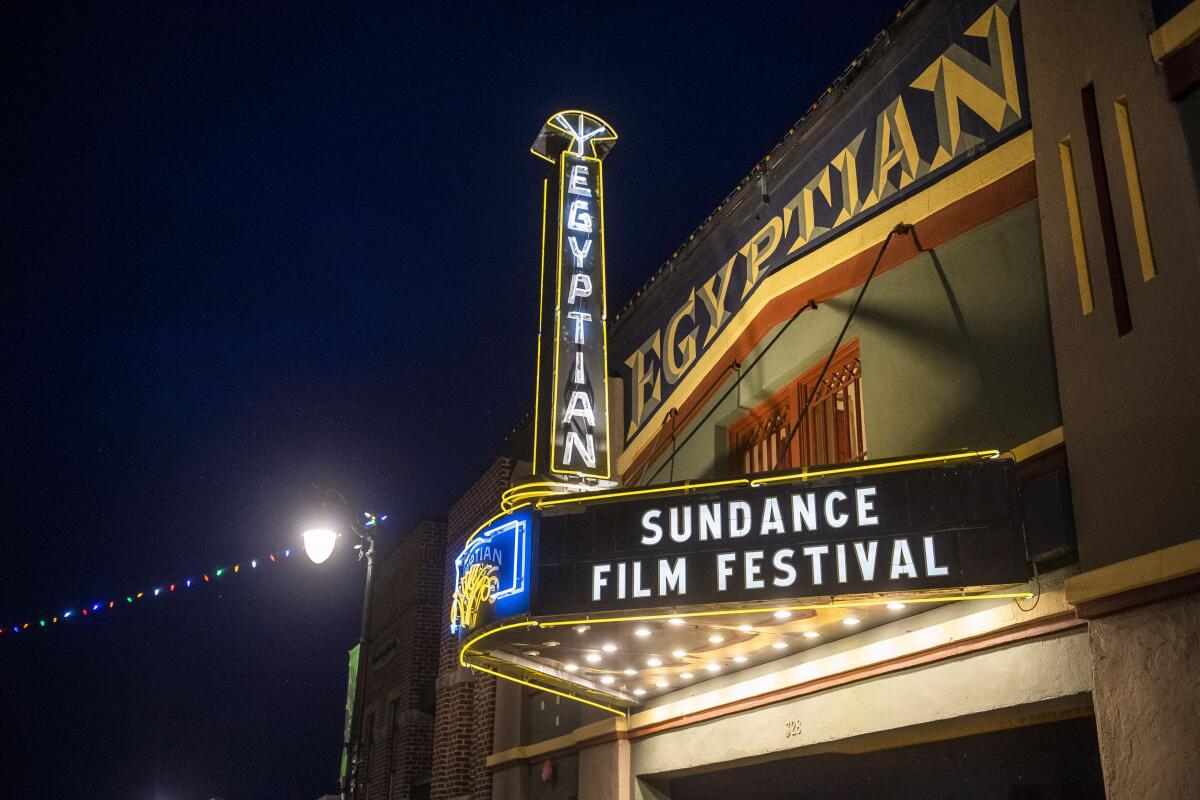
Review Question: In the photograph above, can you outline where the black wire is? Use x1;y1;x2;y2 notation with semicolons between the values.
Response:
772;224;912;471
644;296;818;485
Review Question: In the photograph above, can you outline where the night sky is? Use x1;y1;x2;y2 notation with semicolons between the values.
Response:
2;2;900;798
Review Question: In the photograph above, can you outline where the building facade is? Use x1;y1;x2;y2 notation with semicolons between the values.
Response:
353;518;446;800
353;0;1200;798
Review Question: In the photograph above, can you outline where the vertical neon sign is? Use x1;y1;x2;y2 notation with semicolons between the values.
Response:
531;111;617;480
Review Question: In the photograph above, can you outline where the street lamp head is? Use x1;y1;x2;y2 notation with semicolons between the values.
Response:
303;528;339;564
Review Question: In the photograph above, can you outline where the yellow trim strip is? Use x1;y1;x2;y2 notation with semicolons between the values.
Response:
1009;427;1063;463
1149;0;1200;62
1113;97;1156;282
1057;136;1094;315
1065;538;1200;605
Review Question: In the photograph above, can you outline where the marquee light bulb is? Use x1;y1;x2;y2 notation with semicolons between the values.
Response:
586;653;602;663
303;529;338;565
564;663;579;672
705;663;721;673
634;627;651;638
600;675;615;685
803;631;820;639
668;617;685;626
671;649;686;659
633;688;646;696
772;641;788;650
681;672;694;680
646;657;662;667
843;616;861;626
733;655;748;663
773;610;792;620
623;668;637;676
887;602;906;610
707;635;724;644
655;681;669;688
601;642;618;652
738;624;753;632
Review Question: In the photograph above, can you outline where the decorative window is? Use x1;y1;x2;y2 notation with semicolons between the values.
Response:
728;341;866;474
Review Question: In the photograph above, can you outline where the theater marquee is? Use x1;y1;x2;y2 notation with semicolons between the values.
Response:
452;452;1033;712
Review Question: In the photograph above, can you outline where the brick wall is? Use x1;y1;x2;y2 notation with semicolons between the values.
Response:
431;456;515;800
355;518;446;800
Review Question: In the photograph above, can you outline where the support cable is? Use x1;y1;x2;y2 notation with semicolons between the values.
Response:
644;296;818;485
772;223;913;471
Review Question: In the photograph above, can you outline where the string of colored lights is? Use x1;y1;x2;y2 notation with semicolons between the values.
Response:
1;546;296;639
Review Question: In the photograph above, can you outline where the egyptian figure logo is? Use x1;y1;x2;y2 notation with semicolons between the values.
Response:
450;562;500;633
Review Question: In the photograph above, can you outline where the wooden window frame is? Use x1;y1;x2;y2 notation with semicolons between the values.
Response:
728;340;866;474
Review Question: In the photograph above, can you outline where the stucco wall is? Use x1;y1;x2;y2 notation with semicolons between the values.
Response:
1088;593;1200;799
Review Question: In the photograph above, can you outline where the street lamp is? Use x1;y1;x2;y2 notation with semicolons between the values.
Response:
302;488;386;800
302;528;339;565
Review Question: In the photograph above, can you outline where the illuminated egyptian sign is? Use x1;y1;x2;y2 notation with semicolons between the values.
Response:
532;458;1029;616
616;0;1028;448
450;509;532;634
532;111;616;480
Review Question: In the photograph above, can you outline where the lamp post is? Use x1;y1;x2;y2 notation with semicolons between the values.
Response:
302;489;385;800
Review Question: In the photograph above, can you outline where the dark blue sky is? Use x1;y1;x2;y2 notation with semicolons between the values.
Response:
1;2;900;798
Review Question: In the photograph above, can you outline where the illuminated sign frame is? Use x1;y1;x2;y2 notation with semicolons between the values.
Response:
530;110;616;482
450;509;532;634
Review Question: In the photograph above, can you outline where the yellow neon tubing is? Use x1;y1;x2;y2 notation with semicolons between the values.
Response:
463;662;625;716
751;450;1001;486
458;620;540;667
463;502;532;548
536;592;1033;627
536;477;749;509
531;178;548;475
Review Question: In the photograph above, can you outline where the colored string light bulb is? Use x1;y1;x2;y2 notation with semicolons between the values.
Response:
4;543;296;641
